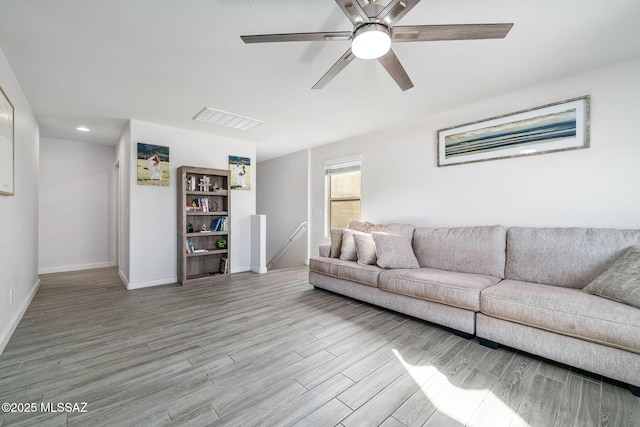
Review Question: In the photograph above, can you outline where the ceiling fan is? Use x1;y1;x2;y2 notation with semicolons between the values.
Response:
241;0;513;91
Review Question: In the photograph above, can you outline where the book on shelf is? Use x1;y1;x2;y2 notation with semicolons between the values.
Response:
186;239;195;254
187;197;211;213
186;176;197;191
210;216;228;232
192;249;208;253
201;197;209;212
219;256;228;274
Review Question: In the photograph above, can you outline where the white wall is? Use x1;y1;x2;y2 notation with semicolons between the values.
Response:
116;123;131;284
0;46;40;354
39;137;116;273
310;57;640;253
122;120;256;289
256;149;309;269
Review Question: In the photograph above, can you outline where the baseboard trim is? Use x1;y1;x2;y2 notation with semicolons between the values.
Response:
38;262;113;275
0;278;40;356
127;276;178;290
118;269;129;288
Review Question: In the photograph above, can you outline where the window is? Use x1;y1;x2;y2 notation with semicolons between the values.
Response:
325;157;361;231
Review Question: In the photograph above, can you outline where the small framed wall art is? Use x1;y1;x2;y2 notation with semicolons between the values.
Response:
137;143;170;186
438;96;590;166
0;86;14;196
229;156;251;190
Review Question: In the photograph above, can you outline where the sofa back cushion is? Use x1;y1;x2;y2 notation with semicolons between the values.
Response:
505;227;640;288
413;225;507;278
331;221;415;260
371;223;415;242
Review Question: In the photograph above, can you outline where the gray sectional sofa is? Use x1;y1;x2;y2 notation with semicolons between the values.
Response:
308;222;640;395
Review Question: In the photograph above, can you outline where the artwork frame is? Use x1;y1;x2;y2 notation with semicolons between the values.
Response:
0;86;14;196
229;156;251;190
437;96;590;167
137;143;170;186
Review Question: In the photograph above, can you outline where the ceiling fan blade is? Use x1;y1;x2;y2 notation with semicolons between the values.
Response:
378;48;414;91
334;0;370;26
377;0;421;27
392;23;514;42
312;48;357;89
241;31;352;44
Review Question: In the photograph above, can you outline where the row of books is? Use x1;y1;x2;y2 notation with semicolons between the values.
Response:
186;176;197;191
219;257;229;274
185;239;208;254
186;197;217;213
211;216;228;232
185;239;211;254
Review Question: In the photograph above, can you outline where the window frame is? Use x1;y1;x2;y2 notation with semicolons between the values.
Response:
324;156;362;235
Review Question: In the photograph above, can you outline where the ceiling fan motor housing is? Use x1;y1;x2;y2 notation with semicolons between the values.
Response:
351;23;392;59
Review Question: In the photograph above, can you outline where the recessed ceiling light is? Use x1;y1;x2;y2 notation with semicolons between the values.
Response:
76;126;91;132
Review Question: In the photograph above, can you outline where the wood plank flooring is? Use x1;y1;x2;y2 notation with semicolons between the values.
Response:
0;266;638;427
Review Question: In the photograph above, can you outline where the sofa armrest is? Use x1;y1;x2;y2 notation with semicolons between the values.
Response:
319;243;331;257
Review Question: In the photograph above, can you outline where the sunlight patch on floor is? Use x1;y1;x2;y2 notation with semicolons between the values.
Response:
392;348;531;426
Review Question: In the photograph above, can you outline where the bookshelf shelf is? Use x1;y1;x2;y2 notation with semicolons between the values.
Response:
177;166;231;285
186;249;227;257
183;231;228;237
186;190;229;196
184;211;229;216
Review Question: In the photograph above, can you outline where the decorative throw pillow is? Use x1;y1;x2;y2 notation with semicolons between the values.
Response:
372;232;420;269
353;232;377;265
340;229;364;261
583;246;640;309
347;219;375;233
329;228;344;258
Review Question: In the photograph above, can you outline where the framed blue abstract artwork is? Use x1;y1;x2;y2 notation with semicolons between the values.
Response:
438;96;590;166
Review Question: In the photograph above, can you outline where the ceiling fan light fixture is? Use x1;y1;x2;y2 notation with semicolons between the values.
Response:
351;24;391;59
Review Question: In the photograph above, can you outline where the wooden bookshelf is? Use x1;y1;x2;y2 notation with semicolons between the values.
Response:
177;166;231;285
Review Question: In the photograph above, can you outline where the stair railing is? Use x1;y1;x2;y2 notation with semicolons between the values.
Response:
267;221;307;270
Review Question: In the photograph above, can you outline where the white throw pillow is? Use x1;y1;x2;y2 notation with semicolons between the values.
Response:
353;232;377;265
372;232;419;269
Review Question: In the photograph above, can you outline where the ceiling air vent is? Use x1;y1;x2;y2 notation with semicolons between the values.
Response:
193;107;263;131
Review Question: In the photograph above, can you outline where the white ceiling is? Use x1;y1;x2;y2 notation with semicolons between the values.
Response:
0;0;639;162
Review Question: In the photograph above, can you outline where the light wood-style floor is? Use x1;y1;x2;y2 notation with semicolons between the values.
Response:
0;267;638;427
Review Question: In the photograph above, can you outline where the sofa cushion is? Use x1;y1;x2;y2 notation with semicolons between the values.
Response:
353;232;377;265
481;279;640;355
339;229;366;261
337;222;415;264
309;256;382;287
583;246;640;309
413;225;507;278
347;219;375;233
372;232;420;269
371;223;414;242
329;228;344;258
505;227;640;289
380;268;501;311
319;243;331;258
331;221;379;258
